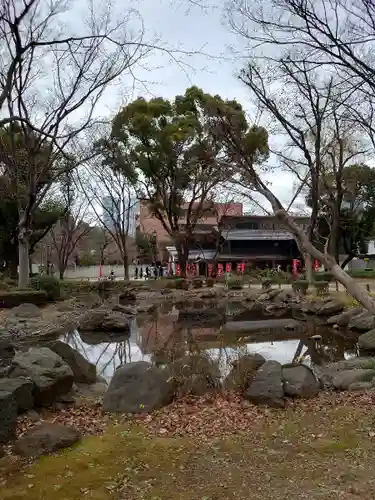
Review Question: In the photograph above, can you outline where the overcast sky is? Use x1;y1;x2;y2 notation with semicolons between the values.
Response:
83;0;298;211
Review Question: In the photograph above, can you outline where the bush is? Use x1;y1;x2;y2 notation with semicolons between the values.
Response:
292;280;309;295
164;278;190;290
192;278;203;289
261;278;273;290
349;269;375;278
206;277;215;288
314;281;329;295
0;290;48;307
29;275;61;301
0;281;12;291
227;279;243;290
313;272;333;282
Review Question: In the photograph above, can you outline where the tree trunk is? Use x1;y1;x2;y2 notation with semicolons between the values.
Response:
340;253;355;270
275;209;375;313
304;253;314;284
123;254;129;280
18;231;30;289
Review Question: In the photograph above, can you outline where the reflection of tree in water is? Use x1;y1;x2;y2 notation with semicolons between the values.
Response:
62;331;132;377
292;319;359;366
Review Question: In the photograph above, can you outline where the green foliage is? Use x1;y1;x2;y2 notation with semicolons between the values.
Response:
227;278;243;290
306;164;375;264
192;277;203;288
165;278;190;290
206;277;215;287
313;272;333;282
348;269;375;278
106;87;269;260
78;253;97;267
314;281;329;295
261;278;273;290
292;280;309;295
0;290;48;307
0;281;12;291
29;275;61;301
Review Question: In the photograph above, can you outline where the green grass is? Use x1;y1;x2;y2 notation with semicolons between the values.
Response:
2;405;375;500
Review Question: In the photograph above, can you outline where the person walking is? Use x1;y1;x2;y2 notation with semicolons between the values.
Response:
135;266;138;279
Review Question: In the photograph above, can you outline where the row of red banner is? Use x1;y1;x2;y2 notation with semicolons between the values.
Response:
292;259;320;275
174;260;321;277
175;263;245;277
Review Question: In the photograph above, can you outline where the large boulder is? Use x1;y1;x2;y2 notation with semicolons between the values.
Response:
316;357;375;389
224;354;265;392
348;312;375;332
332;369;375;390
47;341;96;383
8;303;42;318
167;355;221;396
8;348;74;406
0;378;34;412
302;299;343;316
244;361;285;408
0;390;17;443
282;364;319;398
326;308;363;327
79;331;131;345
103;361;175;413
0;339;15;366
13;423;81;457
79;309;131;333
358;329;375;352
315;300;344;316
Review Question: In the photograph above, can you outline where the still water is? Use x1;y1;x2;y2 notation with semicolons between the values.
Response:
59;305;359;382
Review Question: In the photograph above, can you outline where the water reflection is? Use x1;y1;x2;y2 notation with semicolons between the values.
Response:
59;307;359;382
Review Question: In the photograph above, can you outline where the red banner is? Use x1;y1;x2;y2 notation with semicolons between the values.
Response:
292;259;300;276
217;263;223;276
192;264;196;276
314;260;319;271
236;263;242;274
241;262;245;273
225;263;231;273
176;264;180;276
207;263;213;277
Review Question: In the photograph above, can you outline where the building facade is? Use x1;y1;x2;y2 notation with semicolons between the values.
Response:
137;201;244;262
102;196;139;238
165;214;309;273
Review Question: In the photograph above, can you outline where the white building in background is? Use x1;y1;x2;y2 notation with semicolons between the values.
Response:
102;195;139;238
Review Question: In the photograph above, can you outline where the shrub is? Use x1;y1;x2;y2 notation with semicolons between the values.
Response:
164;278;190;290
29;275;61;301
0;290;48;307
206;277;215;288
349;269;375;279
292;280;309;295
192;278;203;289
313;272;333;282
314;281;329;295
0;281;12;291
261;278;273;290
227;279;243;290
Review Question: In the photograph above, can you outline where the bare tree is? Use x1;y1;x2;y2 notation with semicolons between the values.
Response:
47;178;93;279
214;108;375;311
80;161;138;280
226;0;375;150
0;0;193;287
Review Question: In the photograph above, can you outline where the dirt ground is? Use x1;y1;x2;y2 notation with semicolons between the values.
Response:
2;393;375;500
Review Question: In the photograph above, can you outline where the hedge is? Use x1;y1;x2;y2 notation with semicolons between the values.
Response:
348;269;375;278
30;275;61;301
0;290;48;308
